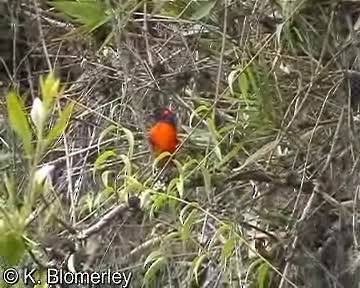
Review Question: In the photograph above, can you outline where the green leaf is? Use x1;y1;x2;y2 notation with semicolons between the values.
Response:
122;176;143;199
174;160;184;176
192;254;207;285
100;186;114;197
144;250;164;269
183;158;199;174
144;256;167;285
246;66;258;99
119;154;132;177
46;102;74;145
167;185;179;214
209;224;231;248
6;91;32;155
228;70;238;95
222;238;235;260
101;170;114;188
239;71;249;101
39;72;61;109
200;164;212;198
4;173;17;209
247;258;263;281
152;151;171;173
176;176;184;199
190;0;217;20
179;204;193;225
215;142;243;170
160;0;188;17
0;230;25;265
122;127;135;159
206;118;222;161
98;125;117;151
50;1;108;28
150;194;167;218
139;189;152;210
258;262;270;288
180;222;190;241
83;193;94;213
164;231;181;242
189;105;209;127
237;139;279;171
181;209;198;241
94;150;116;175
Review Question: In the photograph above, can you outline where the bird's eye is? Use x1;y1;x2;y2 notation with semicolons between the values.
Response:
162;108;171;116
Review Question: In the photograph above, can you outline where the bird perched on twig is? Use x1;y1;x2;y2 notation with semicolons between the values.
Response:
149;107;178;157
148;107;178;189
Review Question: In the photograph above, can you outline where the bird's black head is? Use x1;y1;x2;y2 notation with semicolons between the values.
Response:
152;107;177;127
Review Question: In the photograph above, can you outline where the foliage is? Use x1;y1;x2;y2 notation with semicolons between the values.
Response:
1;0;358;287
1;73;72;271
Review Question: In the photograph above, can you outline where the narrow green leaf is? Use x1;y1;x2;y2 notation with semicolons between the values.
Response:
122;127;135;159
119;154;132;177
100;186;114;197
190;0;217;20
98;125;117;152
164;231;181;242
192;255;207;285
160;0;189;18
246;66;258;98
46;102;74;145
183;158;199;173
238;139;279;171
40;72;61;109
180;208;198;241
209;224;231;248
150;194;167;217
50;1;107;27
152;151;171;173
228;70;238;95
101;170;114;188
93;150;116;177
222;238;235;260
176;176;184;198
258;262;270;288
168;187;179;214
122;176;143;199
4;173;17;209
189;105;209;127
144;257;167;285
183;209;198;229
83;193;94;213
239;71;249;101
139;189;152;210
144;250;164;269
200;164;212;198
179;204;193;225
215;142;243;170
180;222;190;241
207;118;222;161
6;91;32;155
167;177;178;194
246;258;263;281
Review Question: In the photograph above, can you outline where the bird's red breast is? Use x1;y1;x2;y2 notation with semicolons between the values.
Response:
149;108;178;155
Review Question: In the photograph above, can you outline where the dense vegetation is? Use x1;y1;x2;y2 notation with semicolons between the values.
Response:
1;0;360;287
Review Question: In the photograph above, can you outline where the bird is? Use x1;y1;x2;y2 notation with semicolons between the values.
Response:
149;107;178;157
148;107;178;190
